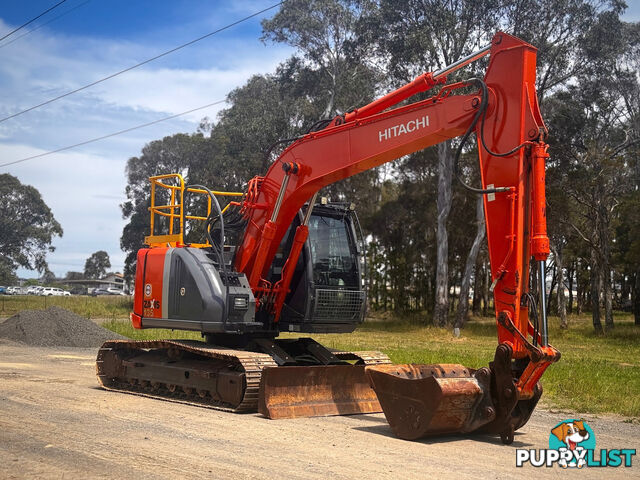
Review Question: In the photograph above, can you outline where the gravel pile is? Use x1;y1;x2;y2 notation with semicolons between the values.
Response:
0;306;125;347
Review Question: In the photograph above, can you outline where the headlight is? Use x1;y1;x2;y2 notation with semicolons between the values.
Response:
231;295;249;311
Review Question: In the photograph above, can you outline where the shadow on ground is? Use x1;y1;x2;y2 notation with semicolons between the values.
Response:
352;423;535;448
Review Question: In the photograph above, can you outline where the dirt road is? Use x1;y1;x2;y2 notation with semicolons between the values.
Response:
1;342;638;479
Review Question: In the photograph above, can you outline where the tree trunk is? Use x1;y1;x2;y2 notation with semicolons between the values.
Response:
634;270;640;326
455;196;486;329
433;141;453;326
591;249;603;335
483;262;490;317
576;260;583;315
603;268;614;331
472;256;482;315
597;199;614;332
568;262;574;315
551;245;568;329
547;262;556;313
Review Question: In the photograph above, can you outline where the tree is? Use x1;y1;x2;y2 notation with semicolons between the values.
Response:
262;0;382;219
362;0;501;326
0;173;63;284
262;0;376;118
455;195;486;329
116;1;640;331
41;270;56;285
84;251;111;279
65;271;85;280
543;12;639;333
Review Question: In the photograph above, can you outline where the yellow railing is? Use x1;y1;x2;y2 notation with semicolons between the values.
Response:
146;173;243;247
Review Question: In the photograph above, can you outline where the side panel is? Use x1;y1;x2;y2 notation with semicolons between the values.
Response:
141;248;168;319
132;247;167;327
131;248;148;328
134;246;260;334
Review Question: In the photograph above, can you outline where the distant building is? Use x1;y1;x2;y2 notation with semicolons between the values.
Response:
100;273;125;290
60;272;126;294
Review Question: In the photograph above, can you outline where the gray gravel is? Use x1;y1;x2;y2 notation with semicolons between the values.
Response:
0;306;125;347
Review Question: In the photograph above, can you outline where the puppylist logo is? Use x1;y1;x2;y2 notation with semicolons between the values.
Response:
516;419;636;468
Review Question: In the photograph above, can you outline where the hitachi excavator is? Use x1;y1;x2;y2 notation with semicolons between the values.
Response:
97;32;560;444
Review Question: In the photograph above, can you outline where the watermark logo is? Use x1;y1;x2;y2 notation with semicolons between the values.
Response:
516;419;636;468
549;419;594;468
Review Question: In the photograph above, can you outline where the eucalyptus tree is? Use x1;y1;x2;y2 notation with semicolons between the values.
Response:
0;173;62;284
261;0;382;220
543;11;639;333
360;0;501;326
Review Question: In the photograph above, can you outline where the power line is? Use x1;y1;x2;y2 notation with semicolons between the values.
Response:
0;99;226;168
0;1;283;124
0;0;67;42
0;0;91;49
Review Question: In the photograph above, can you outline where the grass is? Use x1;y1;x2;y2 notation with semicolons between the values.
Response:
0;295;132;320
102;319;202;341
5;294;637;418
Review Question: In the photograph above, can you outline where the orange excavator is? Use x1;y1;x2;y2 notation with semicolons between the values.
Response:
97;32;560;444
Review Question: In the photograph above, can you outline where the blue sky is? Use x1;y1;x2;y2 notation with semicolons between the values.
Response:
1;1;639;280
0;0;292;279
625;0;640;21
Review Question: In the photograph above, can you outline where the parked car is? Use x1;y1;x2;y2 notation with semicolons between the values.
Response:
106;287;127;296
62;290;71;296
40;287;64;296
26;286;41;295
91;288;111;296
0;286;6;294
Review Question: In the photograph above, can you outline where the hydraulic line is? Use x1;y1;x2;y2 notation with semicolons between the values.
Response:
538;260;549;346
453;77;535;195
187;184;229;318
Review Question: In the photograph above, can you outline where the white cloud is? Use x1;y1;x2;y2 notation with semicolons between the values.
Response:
93;65;267;121
5;143;128;277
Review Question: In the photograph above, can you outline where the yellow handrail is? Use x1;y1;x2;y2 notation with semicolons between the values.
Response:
145;173;243;248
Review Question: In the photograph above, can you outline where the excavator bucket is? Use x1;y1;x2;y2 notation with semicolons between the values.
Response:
365;364;496;440
258;365;383;419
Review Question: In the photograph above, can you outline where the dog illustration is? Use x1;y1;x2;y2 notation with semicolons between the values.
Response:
551;420;590;468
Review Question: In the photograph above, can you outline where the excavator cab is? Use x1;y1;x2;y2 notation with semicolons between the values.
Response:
271;203;366;334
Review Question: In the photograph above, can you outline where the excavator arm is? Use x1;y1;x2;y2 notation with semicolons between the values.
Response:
238;32;560;442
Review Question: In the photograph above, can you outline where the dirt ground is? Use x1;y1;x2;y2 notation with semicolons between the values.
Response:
1;341;638;479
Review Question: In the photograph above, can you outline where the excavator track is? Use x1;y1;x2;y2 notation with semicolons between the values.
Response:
96;339;390;414
97;340;277;412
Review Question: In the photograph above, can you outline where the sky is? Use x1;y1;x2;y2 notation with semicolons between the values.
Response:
1;1;639;280
0;0;292;279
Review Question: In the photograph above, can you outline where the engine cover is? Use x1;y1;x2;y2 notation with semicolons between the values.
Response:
132;247;260;333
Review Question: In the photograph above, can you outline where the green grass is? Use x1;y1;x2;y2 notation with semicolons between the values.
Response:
102;312;640;418
102;319;202;341
0;295;132;319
